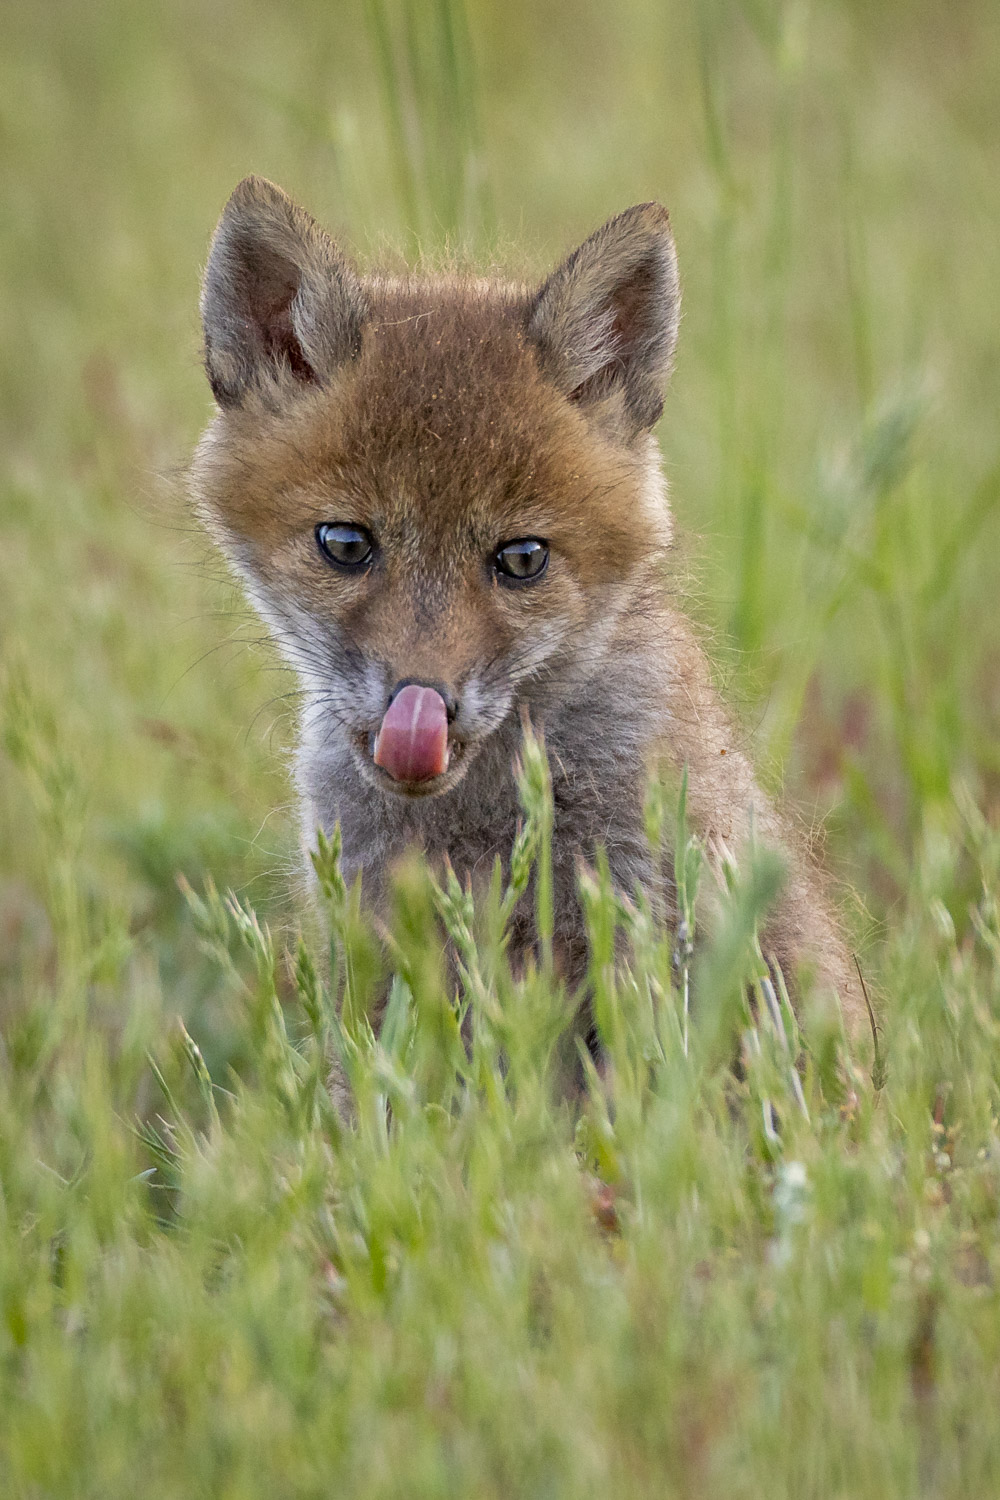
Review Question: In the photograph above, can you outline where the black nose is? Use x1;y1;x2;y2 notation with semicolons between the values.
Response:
387;679;458;723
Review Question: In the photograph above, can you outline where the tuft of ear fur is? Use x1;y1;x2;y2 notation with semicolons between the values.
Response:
528;203;680;441
201;177;368;409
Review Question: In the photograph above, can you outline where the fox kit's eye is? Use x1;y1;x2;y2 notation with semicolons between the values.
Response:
316;523;374;570
495;538;549;582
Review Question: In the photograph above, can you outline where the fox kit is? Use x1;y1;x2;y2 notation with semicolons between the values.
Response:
191;177;866;1041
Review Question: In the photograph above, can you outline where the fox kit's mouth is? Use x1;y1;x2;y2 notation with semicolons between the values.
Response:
358;731;468;798
357;683;470;799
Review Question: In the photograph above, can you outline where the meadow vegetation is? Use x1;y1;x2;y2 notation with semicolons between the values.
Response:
1;0;999;1494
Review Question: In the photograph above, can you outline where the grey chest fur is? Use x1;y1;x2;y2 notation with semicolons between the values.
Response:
298;691;664;986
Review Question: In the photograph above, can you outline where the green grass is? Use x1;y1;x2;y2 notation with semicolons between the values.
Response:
2;0;1000;1494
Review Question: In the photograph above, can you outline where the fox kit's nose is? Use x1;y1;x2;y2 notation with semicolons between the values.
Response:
373;681;454;783
386;678;458;721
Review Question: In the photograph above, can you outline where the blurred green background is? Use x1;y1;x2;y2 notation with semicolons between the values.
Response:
2;0;998;1026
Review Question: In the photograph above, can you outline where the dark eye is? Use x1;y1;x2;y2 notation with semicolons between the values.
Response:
316;523;374;570
494;538;549;582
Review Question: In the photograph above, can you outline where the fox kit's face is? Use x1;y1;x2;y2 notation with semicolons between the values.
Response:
193;180;679;799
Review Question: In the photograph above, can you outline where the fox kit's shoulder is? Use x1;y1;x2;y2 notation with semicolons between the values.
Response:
191;177;865;1039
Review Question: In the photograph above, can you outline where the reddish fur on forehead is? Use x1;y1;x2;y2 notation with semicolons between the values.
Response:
196;276;666;582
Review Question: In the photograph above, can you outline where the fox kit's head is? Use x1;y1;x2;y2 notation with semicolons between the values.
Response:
192;178;680;799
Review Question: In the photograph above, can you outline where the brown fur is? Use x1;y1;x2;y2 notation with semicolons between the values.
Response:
191;177;867;1045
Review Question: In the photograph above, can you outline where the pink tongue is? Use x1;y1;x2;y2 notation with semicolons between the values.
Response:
373;684;450;783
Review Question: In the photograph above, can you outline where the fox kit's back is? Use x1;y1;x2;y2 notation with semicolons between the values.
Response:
191;177;865;1038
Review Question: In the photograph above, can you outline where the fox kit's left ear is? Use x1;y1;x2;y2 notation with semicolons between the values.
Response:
528;203;679;441
201;176;368;409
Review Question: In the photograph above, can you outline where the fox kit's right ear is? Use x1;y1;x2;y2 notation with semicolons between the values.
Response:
528;203;680;441
200;177;368;409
